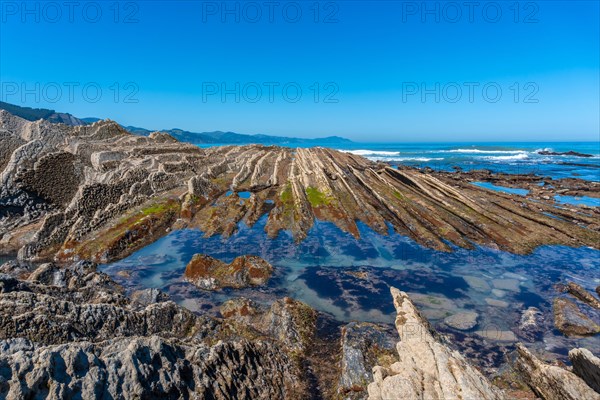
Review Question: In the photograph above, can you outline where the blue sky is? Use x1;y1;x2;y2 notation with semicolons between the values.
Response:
1;1;598;142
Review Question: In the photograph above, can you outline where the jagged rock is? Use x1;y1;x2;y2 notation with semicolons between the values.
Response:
0;336;306;400
553;297;600;337
515;343;600;400
188;175;212;197
569;348;600;394
338;322;397;399
220;297;260;319
130;288;170;305
1;111;599;261
443;311;479;330
366;287;505;400
562;282;600;310
258;297;317;353
184;254;273;290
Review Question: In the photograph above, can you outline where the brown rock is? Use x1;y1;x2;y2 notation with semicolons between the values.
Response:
563;282;600;310
184;254;273;290
553;298;600;337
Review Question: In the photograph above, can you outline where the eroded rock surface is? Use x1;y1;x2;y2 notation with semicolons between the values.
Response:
1;111;599;263
366;287;505;400
569;348;600;394
515;343;600;400
0;261;311;399
338;322;397;399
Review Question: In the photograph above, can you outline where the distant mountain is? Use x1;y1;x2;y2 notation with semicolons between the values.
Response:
0;101;353;146
0;101;86;126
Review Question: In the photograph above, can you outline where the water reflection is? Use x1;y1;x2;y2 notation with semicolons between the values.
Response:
101;216;600;365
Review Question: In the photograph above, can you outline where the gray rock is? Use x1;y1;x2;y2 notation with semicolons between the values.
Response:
0;336;305;400
515;343;600;400
338;322;397;399
569;348;600;394
367;287;505;400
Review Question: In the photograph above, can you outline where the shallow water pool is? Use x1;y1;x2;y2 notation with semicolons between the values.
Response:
101;216;600;368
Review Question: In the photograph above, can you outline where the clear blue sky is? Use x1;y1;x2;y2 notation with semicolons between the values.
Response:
1;1;598;142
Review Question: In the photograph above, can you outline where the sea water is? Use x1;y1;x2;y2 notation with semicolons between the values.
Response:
101;216;600;366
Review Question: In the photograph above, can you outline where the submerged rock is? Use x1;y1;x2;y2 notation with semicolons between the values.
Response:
562;282;600;310
184;254;273;290
515;343;600;400
517;306;545;342
366;287;505;400
553;297;600;337
569;348;600;394
443;311;479;330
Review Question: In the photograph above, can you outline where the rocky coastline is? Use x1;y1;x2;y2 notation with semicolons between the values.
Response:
1;112;599;399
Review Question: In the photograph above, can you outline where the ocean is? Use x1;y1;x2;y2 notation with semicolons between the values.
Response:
330;142;600;181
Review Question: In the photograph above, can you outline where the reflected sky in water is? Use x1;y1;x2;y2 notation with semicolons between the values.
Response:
101;215;600;366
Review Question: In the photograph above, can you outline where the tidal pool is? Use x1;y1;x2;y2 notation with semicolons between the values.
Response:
101;216;600;367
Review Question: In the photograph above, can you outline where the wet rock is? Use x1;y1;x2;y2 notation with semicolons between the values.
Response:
184;254;273;290
517;306;545;342
538;150;594;158
553;298;600;337
492;278;521;292
443;311;479;330
569;348;600;394
515;343;600;400
366;287;505;400
562;282;600;310
475;329;517;342
338;322;397;399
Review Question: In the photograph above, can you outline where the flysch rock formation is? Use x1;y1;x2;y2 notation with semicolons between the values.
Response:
0;260;312;399
1;110;599;264
366;287;506;400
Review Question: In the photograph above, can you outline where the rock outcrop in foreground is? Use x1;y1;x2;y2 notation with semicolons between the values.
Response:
0;260;310;399
1;111;598;263
184;254;273;290
367;287;505;400
515;344;600;400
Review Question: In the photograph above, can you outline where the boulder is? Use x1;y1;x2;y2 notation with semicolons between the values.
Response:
443;311;479;330
184;254;273;290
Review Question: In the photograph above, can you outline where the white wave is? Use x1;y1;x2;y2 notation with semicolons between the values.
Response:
534;148;554;153
368;156;444;162
481;154;529;161
339;149;401;156
440;149;527;154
